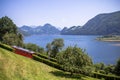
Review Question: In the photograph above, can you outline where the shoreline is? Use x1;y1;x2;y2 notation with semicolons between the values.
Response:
96;37;120;42
99;40;120;42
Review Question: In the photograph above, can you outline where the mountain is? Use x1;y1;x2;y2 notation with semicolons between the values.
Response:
61;11;120;35
61;26;82;35
19;23;60;36
35;24;60;34
18;25;33;36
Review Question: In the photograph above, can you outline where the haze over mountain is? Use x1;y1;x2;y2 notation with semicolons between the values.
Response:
61;11;120;35
19;23;60;36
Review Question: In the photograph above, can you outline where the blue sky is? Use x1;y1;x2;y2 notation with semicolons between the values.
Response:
0;0;120;28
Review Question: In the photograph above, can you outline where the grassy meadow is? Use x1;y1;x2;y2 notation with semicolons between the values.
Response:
0;47;99;80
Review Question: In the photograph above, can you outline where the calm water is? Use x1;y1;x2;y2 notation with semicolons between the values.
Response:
24;35;120;64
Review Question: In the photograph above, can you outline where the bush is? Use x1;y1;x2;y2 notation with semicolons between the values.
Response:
114;58;120;76
99;70;106;74
0;43;14;52
93;72;120;80
33;55;63;70
82;66;93;76
37;53;57;62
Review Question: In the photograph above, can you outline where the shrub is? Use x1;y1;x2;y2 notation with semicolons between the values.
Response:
33;55;63;70
0;43;14;52
93;72;120;80
37;53;57;62
99;70;106;74
114;58;120;76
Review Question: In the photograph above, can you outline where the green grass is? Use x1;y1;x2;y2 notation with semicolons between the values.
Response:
0;47;99;80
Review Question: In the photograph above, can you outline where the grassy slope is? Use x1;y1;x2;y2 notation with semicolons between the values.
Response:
0;48;99;80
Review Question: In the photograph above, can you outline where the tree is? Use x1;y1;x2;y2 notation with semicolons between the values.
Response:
0;16;17;40
46;43;52;58
23;43;44;53
114;58;120;75
0;16;23;46
2;33;23;46
94;63;105;72
50;38;64;58
56;46;93;75
104;64;114;74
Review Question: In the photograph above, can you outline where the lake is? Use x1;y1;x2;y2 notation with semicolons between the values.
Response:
24;35;120;64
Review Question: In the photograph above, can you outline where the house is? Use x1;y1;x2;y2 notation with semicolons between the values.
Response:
12;46;35;58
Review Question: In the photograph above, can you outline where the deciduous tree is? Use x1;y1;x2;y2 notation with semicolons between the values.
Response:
56;46;93;75
0;16;23;46
49;38;64;58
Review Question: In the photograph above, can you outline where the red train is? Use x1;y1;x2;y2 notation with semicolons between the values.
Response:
13;46;35;58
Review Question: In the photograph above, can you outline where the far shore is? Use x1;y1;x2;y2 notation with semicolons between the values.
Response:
96;36;120;42
100;40;120;42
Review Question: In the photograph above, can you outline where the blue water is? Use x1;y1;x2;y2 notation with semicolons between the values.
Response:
24;35;120;64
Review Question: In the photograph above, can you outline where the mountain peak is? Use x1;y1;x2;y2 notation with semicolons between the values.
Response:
21;25;31;28
44;23;52;26
19;23;60;36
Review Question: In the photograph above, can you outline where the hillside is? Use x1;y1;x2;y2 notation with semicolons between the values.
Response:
61;11;120;35
0;47;98;80
19;23;60;36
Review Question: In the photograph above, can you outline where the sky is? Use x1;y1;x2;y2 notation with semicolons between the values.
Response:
0;0;120;28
